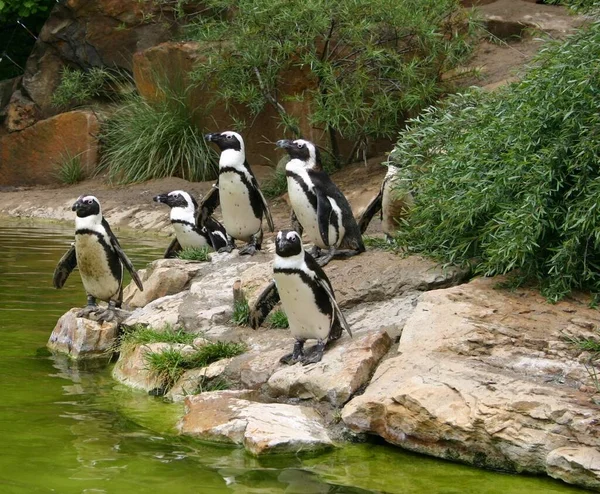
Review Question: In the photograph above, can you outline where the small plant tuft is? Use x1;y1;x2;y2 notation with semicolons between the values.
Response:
121;323;195;352
267;309;289;329
177;246;211;261
231;299;250;327
55;151;85;184
144;340;246;390
52;67;111;108
193;376;230;395
261;168;288;199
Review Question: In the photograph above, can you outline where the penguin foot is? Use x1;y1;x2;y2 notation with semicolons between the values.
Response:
239;244;257;256
309;246;321;258
218;245;235;254
385;233;394;245
94;308;117;323
301;341;326;365
280;340;305;365
77;305;99;318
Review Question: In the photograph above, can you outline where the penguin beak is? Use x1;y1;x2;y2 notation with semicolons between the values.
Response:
153;194;168;204
276;139;293;149
71;198;83;211
205;133;218;142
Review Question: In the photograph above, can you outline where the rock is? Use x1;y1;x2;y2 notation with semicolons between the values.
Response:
342;277;600;489
123;258;206;309
178;391;333;455
123;292;188;329
0;76;19;114
21;0;177;116
5;90;38;132
112;342;194;392
268;330;393;406
0;110;99;186
167;359;235;402
47;308;118;359
547;447;600;491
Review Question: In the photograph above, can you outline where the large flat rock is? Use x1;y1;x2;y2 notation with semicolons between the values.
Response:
342;277;600;491
178;391;333;455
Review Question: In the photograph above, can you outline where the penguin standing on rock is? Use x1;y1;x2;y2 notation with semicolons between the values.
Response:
153;190;231;258
276;138;365;266
53;195;144;322
357;164;414;242
273;230;351;365
203;131;274;255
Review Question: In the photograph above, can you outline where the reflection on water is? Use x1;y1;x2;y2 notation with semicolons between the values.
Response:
0;219;588;493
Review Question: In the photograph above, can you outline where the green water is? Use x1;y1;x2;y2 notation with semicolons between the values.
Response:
0;220;588;493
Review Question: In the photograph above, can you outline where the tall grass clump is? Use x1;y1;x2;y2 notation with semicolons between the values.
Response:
183;0;478;165
52;67;112;108
99;82;218;184
391;21;600;301
55;151;85;184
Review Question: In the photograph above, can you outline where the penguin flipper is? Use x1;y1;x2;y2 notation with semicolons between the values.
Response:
164;237;181;259
357;189;383;234
258;188;275;232
199;184;220;225
102;219;144;292
316;191;332;247
249;280;281;329
53;243;77;289
319;278;352;338
291;211;303;236
203;216;228;250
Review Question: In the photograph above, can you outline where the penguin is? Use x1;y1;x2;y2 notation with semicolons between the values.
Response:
273;230;352;365
357;164;414;242
203;131;274;255
276;138;365;266
53;195;144;322
153;190;231;258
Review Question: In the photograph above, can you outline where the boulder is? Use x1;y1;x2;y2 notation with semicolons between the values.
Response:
546;447;600;491
47;308;118;359
5;90;39;132
123;291;188;329
21;0;177;117
123;258;207;309
167;358;235;402
268;330;393;406
342;277;600;489
178;391;333;455
0;110;99;186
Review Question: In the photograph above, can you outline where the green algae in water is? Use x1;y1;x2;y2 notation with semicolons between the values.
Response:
0;222;589;493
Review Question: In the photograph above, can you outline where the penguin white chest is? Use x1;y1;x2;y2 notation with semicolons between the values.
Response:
219;172;261;240
287;177;344;249
274;271;331;341
75;234;121;301
173;222;209;249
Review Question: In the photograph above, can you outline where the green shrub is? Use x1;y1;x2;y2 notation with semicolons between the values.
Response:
121;324;195;351
390;21;600;301
261;168;288;199
184;0;478;163
177;246;211;261
99;82;218;184
144;340;246;390
267;309;289;329
55;151;85;185
52;67;112;108
231;299;250;326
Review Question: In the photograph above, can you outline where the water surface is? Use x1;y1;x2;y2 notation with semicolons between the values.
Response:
0;219;587;493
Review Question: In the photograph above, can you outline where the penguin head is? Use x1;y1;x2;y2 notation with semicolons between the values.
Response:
275;230;303;258
72;195;101;218
205;131;244;153
275;139;322;170
154;190;198;212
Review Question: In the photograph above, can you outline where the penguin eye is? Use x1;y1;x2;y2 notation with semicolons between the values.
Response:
86;199;93;205
226;135;233;139
297;143;304;149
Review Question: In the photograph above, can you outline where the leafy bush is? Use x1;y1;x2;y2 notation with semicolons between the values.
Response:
55;151;85;185
177;246;211;261
184;0;478;163
99;82;218;184
144;340;246;390
231;299;250;326
51;67;111;108
391;21;600;301
267;309;289;329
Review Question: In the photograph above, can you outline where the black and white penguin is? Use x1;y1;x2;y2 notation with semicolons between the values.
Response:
276;138;365;266
273;230;351;365
203;131;274;255
153;190;230;258
53;195;144;321
357;164;414;242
